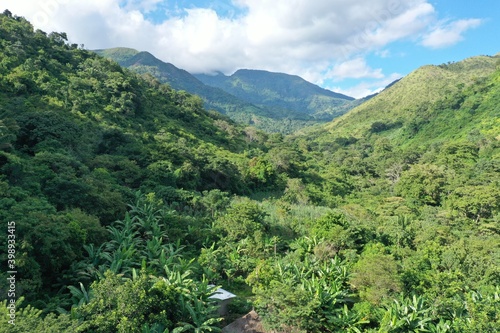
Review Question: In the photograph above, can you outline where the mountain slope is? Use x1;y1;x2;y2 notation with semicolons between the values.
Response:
95;48;264;113
95;48;358;133
321;55;499;139
195;69;355;120
0;12;280;306
290;53;500;210
94;48;276;124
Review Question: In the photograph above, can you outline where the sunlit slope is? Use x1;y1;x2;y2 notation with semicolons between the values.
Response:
323;55;499;140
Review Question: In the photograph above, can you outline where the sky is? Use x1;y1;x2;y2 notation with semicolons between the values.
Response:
1;0;499;98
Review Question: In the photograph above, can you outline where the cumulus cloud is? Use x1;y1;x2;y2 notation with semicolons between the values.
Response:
1;0;437;71
421;18;483;49
329;72;403;98
0;0;483;96
326;58;384;81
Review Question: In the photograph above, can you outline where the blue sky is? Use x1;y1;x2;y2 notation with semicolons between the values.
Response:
2;0;499;98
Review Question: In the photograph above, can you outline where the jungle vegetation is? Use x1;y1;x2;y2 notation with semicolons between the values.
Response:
0;11;499;333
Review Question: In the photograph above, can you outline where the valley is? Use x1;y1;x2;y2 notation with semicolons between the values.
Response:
0;11;499;333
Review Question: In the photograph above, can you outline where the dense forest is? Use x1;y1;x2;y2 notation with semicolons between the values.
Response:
0;11;499;333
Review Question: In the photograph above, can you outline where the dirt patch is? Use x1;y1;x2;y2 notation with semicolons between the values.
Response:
222;310;268;333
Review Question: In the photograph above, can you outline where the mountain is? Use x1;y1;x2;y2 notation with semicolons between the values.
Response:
95;48;267;117
315;54;500;141
95;48;358;133
195;69;355;120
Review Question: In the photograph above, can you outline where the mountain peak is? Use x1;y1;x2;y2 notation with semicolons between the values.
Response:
93;47;139;65
197;68;354;102
325;53;499;137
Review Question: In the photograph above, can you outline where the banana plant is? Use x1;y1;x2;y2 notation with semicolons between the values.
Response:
68;243;108;281
143;236;165;267
378;295;433;332
107;213;139;249
142;323;170;333
172;297;222;333
68;282;93;307
326;304;370;333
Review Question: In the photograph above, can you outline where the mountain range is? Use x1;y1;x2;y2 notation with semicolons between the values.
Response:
94;47;359;133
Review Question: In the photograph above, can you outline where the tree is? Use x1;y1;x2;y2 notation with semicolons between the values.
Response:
449;185;500;223
0;118;19;150
283;178;309;205
249;254;365;332
395;164;447;206
0;297;79;333
350;244;401;305
215;198;267;243
245;157;276;189
74;270;221;333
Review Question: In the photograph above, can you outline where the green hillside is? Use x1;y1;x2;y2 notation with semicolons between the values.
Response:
94;47;139;64
95;48;282;121
322;55;499;138
293;54;500;209
0;13;280;330
1;11;499;333
195;69;355;120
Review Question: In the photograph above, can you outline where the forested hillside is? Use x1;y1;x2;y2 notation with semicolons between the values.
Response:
94;48;275;130
97;48;358;134
1;11;499;333
195;69;355;120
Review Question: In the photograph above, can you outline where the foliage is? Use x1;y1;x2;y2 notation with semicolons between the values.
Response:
0;297;78;332
74;270;221;333
1;11;499;333
248;248;367;332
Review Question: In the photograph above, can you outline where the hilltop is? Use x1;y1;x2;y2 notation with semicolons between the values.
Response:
320;55;499;139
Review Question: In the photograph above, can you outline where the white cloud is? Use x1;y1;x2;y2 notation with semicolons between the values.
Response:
326;58;384;81
0;0;484;95
376;49;391;58
421;18;483;49
357;2;434;51
329;72;402;99
0;0;439;71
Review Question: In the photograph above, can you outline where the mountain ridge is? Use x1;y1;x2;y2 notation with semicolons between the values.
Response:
95;47;359;133
195;68;355;119
321;54;500;139
199;68;353;100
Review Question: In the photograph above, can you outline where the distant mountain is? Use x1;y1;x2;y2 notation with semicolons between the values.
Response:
94;48;358;133
95;48;262;114
195;69;355;120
